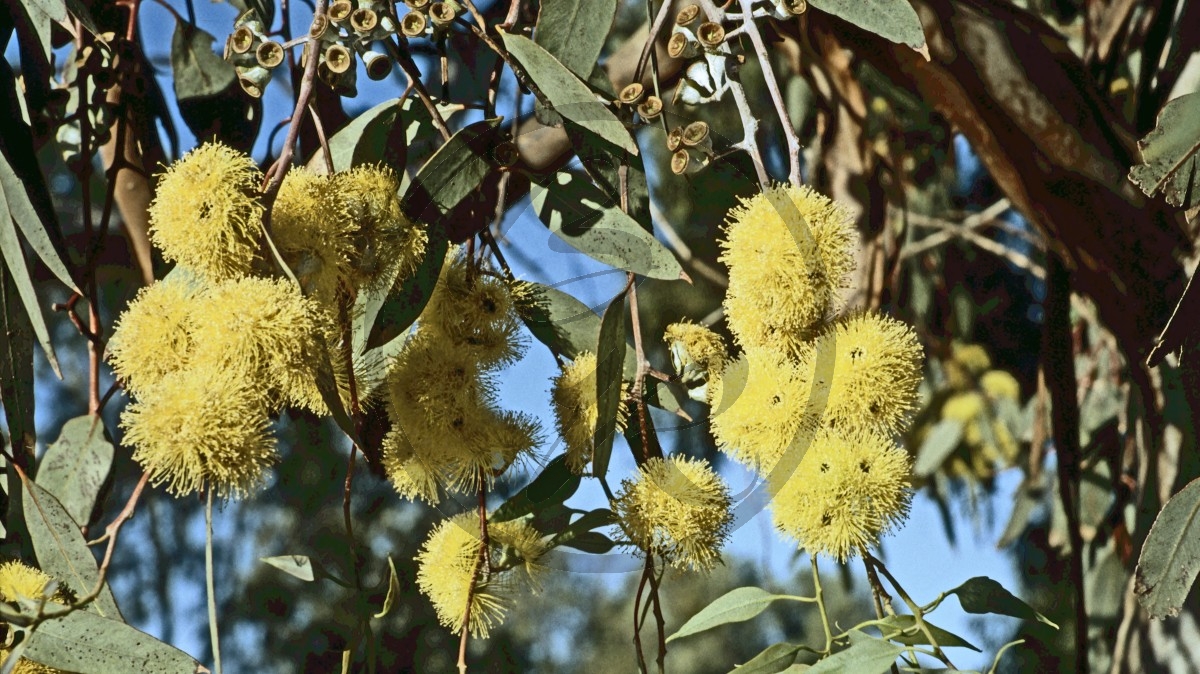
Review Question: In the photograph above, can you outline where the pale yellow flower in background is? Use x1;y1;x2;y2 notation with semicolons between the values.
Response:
942;391;986;424
106;275;202;396
415;513;546;638
148;142;264;281
550;351;628;474
771;426;912;561
709;347;817;474
615;455;732;571
336;165;427;289
121;368;275;498
664;321;727;402
719;183;856;356
271;168;356;306
799;312;924;435
981;369;1021;402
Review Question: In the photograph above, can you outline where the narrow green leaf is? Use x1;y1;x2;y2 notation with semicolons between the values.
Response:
727;642;801;674
913;418;964;477
401;118;500;226
530;171;684;280
592;289;627;480
0;263;36;461
565;121;652;232
171;20;236;102
491;455;581;523
498;31;637;155
24;0;67;23
534;0;618;80
950;576;1057;628
556;531;614;554
311;97;431;174
806;631;905;674
550;508;617;547
361;234;447;352
808;0;928;57
877;615;980;651
667;587;784;643
37;416;114;528
517;282;605;361
374;556;401;619
0;198;60;377
21;478;122;620
261;555;316;582
21;609;201;673
1129;92;1200;220
1136;476;1200;618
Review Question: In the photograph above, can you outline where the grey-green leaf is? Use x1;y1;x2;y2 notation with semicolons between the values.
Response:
914;418;964;477
592;288;627;480
806;632;906;674
361;234;447;353
22;609;201;673
37;416;114;527
557;530;615;554
728;642;801;674
876;615;981;651
491;455;581;523
808;0;928;57
374;556;401;618
534;0;618;80
0;199;60;377
1136;476;1200;618
21;478;122;620
668;587;784;643
530;171;684;280
499;31;637;155
1129;92;1200;220
261;555;316;582
950;576;1057;628
0;263;36;461
311;96;431;174
518;282;606;361
401;118;500;225
171;20;236;102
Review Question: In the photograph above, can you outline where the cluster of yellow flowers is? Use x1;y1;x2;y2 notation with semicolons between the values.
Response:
381;253;541;503
0;561;68;673
109;142;427;498
707;183;925;562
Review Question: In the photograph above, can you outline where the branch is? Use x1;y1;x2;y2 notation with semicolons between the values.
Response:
735;0;802;185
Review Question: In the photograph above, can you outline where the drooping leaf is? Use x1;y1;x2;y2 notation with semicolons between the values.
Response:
950;576;1057;628
592;288;627;480
21;609;201;673
21;478;122;620
726;642;801;674
565;120;652;232
530;171;684;280
37;416;114;527
1129;92;1200;221
401;118;500;228
498;31;637;155
490;455;581;523
360;233;448;352
534;0;618;80
373;556;401;619
261;555;316;582
311;97;432;175
0;195;60;377
668;587;785;643
876;615;980;651
518;282;606;361
806;631;906;674
808;0;928;58
0;263;36;462
170;21;236;102
556;530;615;554
913;418;964;477
550;508;617;548
1136;476;1200;618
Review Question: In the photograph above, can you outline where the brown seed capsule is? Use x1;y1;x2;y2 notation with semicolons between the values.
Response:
676;5;701;27
256;40;284;68
229;26;256;55
309;14;332;39
323;43;354;74
361;50;392;80
618;83;645;106
671;149;694;175
401;12;428;37
351;7;379;33
785;0;807;15
237;65;271;98
405;0;431;8
328;0;353;23
667;32;698;60
681;120;710;152
430;2;457;26
666;126;684;152
637;96;663;121
697;22;725;49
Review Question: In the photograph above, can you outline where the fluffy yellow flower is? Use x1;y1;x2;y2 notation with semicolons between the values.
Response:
381;424;457;503
981;369;1021;401
550;352;628;474
148;142;264;281
709;347;818;474
719;183;856;356
800;312;923;434
771;426;912;561
337;165;427;289
106;275;201;396
415;513;546;638
271;168;356;306
664;321;727;402
615;455;732;571
121;368;275;498
422;254;525;367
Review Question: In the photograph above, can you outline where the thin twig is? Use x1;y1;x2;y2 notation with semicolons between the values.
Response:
458;473;491;673
634;0;674;84
735;0;802;186
206;490;223;674
866;554;957;670
307;101;334;173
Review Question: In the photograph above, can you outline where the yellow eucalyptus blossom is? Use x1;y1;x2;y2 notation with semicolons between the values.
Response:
121;368;275;498
981;369;1021;401
800;312;923;434
189;276;326;412
719;183;856;356
148;142;264;281
422;254;525;367
550;352;628;474
106;275;202;396
664;322;727;402
337;165;427;288
381;424;456;503
0;561;67;674
771;426;912;561
615;455;732;571
415;513;546;638
271;168;356;306
709;347;817;474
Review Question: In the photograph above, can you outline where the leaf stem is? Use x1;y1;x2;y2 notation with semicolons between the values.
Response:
810;555;833;654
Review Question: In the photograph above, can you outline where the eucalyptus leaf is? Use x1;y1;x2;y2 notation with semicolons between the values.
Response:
914;418;964;477
950;576;1057;628
668;587;785;643
592;288;627;480
727;642;801;674
498;31;637;155
374;556;401;619
1136;476;1200;618
556;531;614;554
261;555;316;582
808;0;928;58
360;234;448;352
21;609;201;673
37;416;114;527
170;20;236;102
534;0;618;80
311;97;430;174
876;615;980;651
491;455;580;523
0;206;59;377
21;478;122;620
401;119;500;227
806;631;906;674
0;263;36;460
550;508;617;547
1129;92;1200;220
